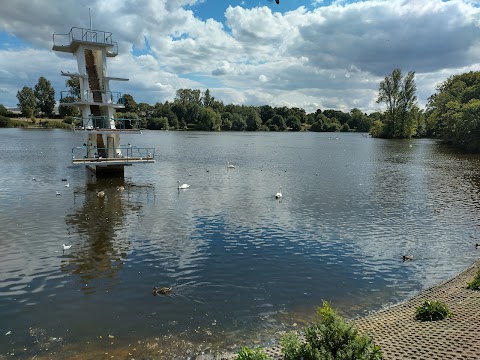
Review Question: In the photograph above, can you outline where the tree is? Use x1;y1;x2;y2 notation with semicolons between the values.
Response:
426;71;480;150
0;104;8;116
175;88;202;105
197;107;221;130
17;86;37;118
202;89;214;108
376;68;417;138
121;94;137;113
245;108;262;131
34;77;55;116
59;96;80;118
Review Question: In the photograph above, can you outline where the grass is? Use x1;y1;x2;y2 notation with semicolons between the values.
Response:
467;269;480;290
415;300;452;321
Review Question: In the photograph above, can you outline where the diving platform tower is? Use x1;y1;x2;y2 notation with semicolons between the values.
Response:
53;27;155;177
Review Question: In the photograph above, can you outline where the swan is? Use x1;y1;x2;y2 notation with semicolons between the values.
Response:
116;186;125;191
177;181;190;189
64;183;70;187
97;190;105;198
227;162;235;169
275;186;282;199
62;244;72;251
56;191;61;196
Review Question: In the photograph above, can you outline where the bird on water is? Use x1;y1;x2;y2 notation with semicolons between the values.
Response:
177;181;190;189
152;287;172;295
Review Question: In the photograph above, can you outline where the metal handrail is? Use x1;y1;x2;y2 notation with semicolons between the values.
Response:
72;116;141;131
53;27;118;55
60;90;123;104
72;145;155;161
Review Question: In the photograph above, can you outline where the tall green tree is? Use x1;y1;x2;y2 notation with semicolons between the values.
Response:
121;94;137;113
427;71;480;150
34;77;55;116
17;86;37;118
376;68;417;138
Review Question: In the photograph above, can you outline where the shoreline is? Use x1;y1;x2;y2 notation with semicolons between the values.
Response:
256;258;480;360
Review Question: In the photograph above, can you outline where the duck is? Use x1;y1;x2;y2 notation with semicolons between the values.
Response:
475;243;479;249
152;287;172;295
96;190;105;198
177;181;190;189
402;255;414;262
116;186;125;191
275;186;282;199
56;191;61;196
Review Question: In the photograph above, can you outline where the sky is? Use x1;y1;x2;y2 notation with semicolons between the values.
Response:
1;0;480;114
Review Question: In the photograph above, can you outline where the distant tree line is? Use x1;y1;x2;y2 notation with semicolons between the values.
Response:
117;89;376;133
4;70;480;152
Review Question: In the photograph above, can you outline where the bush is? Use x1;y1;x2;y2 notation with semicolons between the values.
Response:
236;346;271;360
415;300;451;321
467;269;480;290
281;301;383;360
0;115;28;128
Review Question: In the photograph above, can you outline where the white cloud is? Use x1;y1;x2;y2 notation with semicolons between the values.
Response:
0;0;480;114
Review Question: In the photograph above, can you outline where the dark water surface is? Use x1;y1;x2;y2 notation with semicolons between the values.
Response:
1;129;479;358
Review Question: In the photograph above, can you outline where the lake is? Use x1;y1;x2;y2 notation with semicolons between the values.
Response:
1;129;479;358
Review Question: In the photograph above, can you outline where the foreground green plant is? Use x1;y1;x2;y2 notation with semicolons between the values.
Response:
415;300;451;321
281;301;383;360
236;346;271;360
467;269;480;290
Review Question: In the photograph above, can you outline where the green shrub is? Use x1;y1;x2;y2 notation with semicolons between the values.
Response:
467;269;480;290
415;300;451;321
235;346;271;360
41;120;72;129
0;116;28;128
281;301;383;360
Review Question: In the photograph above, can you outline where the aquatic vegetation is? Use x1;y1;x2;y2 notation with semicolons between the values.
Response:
415;300;452;321
467;269;480;290
236;346;271;360
280;301;383;360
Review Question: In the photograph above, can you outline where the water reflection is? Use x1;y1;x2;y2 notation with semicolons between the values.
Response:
64;178;133;292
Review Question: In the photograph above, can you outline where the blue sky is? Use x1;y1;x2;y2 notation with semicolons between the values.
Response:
1;0;480;113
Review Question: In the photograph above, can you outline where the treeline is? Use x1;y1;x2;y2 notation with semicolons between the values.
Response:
117;89;376;133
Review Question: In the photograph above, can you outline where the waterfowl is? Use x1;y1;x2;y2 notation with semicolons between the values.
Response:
64;183;70;187
227;162;235;169
475;243;479;249
152;287;172;295
275;186;282;199
62;244;72;252
116;186;125;191
97;190;105;198
402;255;414;262
56;191;61;196
177;181;190;189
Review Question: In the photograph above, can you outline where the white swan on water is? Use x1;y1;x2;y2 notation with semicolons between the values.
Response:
275;186;282;199
227;162;235;169
177;181;190;189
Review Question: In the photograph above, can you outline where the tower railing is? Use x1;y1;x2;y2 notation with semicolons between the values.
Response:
73;116;142;130
72;145;155;163
60;90;123;104
53;27;118;55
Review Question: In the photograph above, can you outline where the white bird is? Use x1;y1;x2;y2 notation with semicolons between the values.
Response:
97;190;105;197
116;186;125;191
62;244;72;251
227;162;235;169
177;180;190;189
64;183;70;187
275;186;283;199
32;177;36;181
56;191;61;196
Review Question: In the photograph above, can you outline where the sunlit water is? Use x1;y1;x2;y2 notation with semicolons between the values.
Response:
1;129;479;358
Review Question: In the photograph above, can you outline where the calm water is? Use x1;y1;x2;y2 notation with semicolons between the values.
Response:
1;129;479;358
